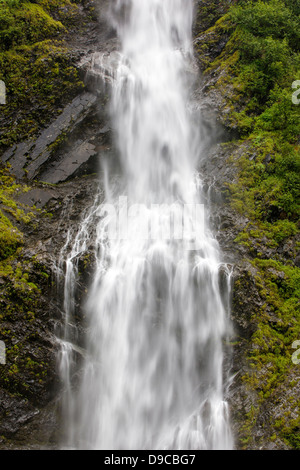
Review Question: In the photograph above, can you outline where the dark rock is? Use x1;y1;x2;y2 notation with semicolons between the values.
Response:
16;187;57;209
1;93;98;181
39;141;98;184
0;0;296;452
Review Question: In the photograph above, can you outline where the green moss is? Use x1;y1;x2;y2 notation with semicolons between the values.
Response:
196;0;300;449
0;0;82;51
0;41;84;151
0;165;42;259
0;0;92;417
194;0;232;34
0;212;23;260
0;0;85;153
228;135;299;227
198;0;300;138
0;165;50;397
282;422;300;449
0;250;53;396
239;259;300;447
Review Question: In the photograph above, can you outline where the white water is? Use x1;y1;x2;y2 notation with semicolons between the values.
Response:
58;0;233;450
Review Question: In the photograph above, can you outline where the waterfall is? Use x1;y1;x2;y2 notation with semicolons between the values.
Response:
58;0;233;450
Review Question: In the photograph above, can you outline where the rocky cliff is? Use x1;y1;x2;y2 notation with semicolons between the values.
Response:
0;0;299;450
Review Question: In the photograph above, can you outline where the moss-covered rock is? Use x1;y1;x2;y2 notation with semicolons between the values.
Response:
0;0;103;449
195;0;300;450
0;0;88;154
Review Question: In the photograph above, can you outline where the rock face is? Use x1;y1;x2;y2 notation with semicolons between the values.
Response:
0;0;297;451
3;93;97;179
193;1;300;450
0;1;114;450
1;90;113;184
0;174;101;449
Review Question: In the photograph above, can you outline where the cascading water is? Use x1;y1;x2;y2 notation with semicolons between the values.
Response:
58;0;233;450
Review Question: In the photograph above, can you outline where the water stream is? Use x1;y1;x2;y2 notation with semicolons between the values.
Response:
58;0;233;450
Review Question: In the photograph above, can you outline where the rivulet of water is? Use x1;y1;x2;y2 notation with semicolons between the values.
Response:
58;0;233;450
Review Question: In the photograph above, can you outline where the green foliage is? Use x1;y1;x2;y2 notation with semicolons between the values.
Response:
229;136;299;229
284;0;300;15
230;0;300;137
239;259;300;448
248;258;300;386
196;1;300;449
205;1;300;254
230;0;300;51
203;0;300;139
194;0;233;34
254;86;300;141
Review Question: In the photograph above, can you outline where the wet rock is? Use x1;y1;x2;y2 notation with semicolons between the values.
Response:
0;173;103;450
0;0;114;451
0;0;296;452
39;141;98;184
0;392;61;449
294;253;300;267
1;93;98;181
16;187;58;209
193;0;233;35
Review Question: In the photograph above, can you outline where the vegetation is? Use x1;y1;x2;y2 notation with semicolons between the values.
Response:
196;0;300;449
196;0;299;449
0;0;86;409
0;0;84;310
0;251;53;398
0;0;298;450
0;0;85;152
0;160;54;399
0;165;40;259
